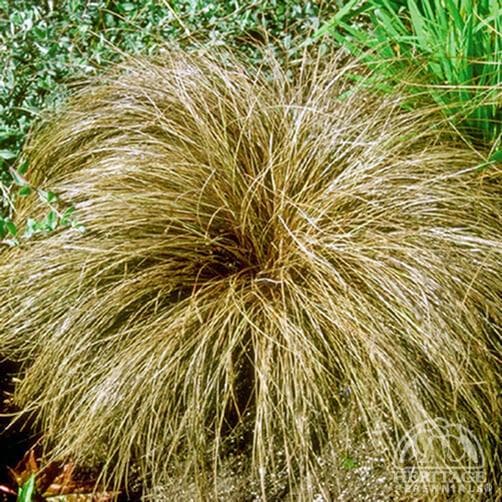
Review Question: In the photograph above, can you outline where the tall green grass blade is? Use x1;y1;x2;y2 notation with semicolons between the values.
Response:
318;0;502;146
17;475;35;502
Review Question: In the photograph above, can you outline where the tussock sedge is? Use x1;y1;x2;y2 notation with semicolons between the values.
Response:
0;52;500;500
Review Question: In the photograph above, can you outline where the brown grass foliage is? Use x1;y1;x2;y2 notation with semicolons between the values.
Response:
0;52;500;500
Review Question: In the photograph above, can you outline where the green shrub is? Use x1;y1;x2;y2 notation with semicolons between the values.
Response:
0;0;335;218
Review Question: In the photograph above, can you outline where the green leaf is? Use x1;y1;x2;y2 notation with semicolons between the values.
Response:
24;218;41;238
0;149;17;160
489;149;502;163
445;0;464;33
375;7;407;39
38;190;58;204
408;0;429;51
17;474;36;502
45;210;58;231
120;2;136;11
5;219;17;237
18;185;32;196
17;160;29;175
61;206;76;226
341;456;358;470
46;191;58;203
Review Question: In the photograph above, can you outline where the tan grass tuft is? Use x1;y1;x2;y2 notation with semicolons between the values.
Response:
0;52;500;500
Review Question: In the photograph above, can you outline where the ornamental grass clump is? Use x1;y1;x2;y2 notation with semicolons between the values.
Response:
0;52;500;500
